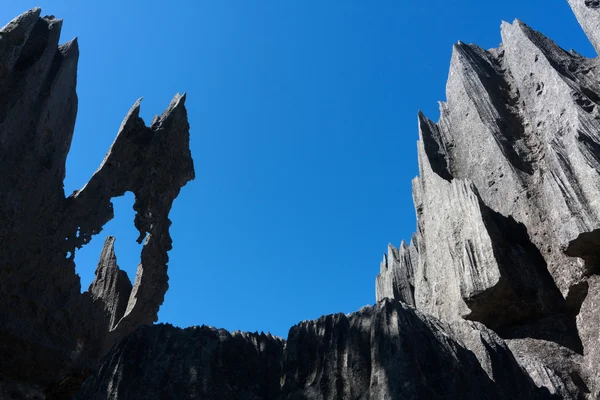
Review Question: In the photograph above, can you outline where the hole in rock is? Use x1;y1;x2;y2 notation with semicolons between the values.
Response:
75;191;142;292
585;0;600;9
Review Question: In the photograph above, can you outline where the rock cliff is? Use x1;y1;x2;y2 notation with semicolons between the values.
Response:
2;1;600;399
377;0;600;397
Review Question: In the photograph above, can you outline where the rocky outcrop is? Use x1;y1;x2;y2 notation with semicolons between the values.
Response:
77;325;285;400
0;7;194;396
88;237;133;331
79;300;557;400
375;239;417;306
575;275;600;396
375;3;600;397
377;19;600;315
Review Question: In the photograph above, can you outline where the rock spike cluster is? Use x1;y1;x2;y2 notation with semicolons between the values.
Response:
2;1;600;399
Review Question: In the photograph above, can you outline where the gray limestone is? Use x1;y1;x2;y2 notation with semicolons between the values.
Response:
375;240;417;306
567;0;600;55
373;3;600;397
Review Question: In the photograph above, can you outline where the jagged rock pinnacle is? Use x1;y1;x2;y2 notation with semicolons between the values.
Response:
0;7;194;395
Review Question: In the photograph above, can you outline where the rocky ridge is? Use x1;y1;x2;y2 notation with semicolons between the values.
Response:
2;1;600;399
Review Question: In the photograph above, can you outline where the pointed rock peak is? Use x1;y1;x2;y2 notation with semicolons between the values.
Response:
450;40;495;77
400;240;409;251
58;37;79;58
381;252;388;269
387;243;400;261
410;233;419;248
1;8;41;34
501;17;571;61
568;0;600;55
417;110;435;141
154;92;187;125
416;110;428;127
452;40;480;55
129;98;143;118
169;91;187;109
94;236;118;274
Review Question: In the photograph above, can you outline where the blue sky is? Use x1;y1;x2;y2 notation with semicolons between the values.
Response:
3;1;594;338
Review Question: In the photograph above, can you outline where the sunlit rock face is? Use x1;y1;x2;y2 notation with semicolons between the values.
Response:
375;2;600;397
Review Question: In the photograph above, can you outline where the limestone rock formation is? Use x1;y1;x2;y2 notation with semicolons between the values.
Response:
375;239;417;306
88;237;133;331
568;0;600;55
79;300;557;400
0;7;194;397
376;3;600;397
77;325;285;400
3;1;600;399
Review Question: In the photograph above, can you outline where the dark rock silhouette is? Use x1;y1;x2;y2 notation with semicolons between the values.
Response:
0;8;194;399
2;1;600;399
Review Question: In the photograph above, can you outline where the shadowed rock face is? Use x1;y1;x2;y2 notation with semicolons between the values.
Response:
78;300;558;400
76;325;285;400
88;237;133;331
0;7;194;396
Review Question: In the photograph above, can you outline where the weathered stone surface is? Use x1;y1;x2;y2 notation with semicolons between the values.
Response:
381;16;600;316
77;325;285;400
567;0;600;55
80;300;555;400
88;237;133;330
447;320;574;399
576;275;600;397
409;121;566;330
408;19;600;321
282;300;554;399
506;336;588;399
0;7;194;395
375;239;417;306
374;4;600;397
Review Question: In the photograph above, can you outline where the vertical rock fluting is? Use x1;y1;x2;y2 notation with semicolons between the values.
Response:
375;240;417;306
0;7;195;395
376;4;600;398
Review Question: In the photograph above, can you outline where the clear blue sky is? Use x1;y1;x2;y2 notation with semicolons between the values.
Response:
3;1;594;338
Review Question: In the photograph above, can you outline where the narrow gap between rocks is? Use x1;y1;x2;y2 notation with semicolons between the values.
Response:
75;191;142;292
